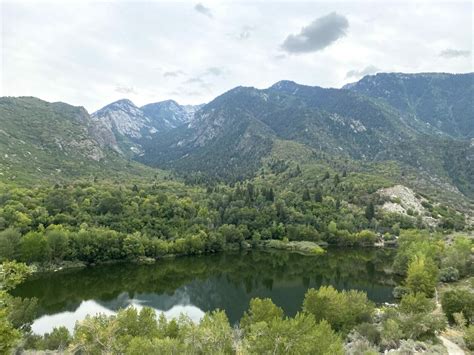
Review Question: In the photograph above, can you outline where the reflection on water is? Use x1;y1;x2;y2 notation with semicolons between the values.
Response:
32;300;115;334
31;299;205;334
12;248;399;335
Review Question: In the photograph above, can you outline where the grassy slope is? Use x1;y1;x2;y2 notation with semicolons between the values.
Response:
0;97;164;185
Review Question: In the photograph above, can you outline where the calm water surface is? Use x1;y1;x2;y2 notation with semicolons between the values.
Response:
12;248;399;334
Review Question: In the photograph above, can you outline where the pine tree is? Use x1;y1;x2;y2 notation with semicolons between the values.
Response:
296;165;302;175
268;188;275;202
302;189;311;201
365;201;375;220
246;183;255;201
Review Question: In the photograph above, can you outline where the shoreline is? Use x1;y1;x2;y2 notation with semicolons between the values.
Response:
28;239;396;274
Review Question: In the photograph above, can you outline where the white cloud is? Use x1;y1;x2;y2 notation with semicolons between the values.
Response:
1;2;472;112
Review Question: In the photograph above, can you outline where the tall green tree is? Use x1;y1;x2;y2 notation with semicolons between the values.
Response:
405;255;438;297
365;201;375;220
0;228;21;261
0;261;32;354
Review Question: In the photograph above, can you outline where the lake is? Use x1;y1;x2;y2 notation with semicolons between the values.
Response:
12;248;399;335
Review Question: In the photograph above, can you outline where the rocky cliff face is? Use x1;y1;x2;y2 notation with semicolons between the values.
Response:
141;100;203;131
91;99;204;155
91;99;153;139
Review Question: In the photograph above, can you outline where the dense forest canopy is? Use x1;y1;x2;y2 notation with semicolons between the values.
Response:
0;166;472;353
0;164;467;266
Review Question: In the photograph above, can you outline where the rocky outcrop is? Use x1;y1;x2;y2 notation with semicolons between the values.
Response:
91;99;152;139
378;185;438;227
91;99;204;155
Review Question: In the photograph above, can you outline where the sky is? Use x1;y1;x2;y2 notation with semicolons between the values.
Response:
1;0;472;112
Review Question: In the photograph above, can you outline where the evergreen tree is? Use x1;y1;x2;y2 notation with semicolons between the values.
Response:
314;190;323;203
246;183;255;201
405;255;438;297
267;188;275;202
296;165;302;175
302;189;311;201
365;202;375;220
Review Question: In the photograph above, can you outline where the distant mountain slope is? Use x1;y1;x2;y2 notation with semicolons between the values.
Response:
139;81;416;171
141;100;204;130
0;97;156;183
91;99;153;140
138;80;473;198
344;72;474;138
91;99;155;156
91;99;203;155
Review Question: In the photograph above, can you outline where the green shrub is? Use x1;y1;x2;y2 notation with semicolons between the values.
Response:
439;267;459;282
465;325;474;351
441;289;474;323
303;286;374;334
355;322;380;345
393;286;409;299
41;327;71;350
399;293;434;314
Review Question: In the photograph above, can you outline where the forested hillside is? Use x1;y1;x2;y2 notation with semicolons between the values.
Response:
0;155;467;267
345;72;474;139
138;76;473;200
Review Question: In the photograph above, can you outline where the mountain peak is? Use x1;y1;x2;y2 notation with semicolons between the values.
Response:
141;99;180;111
269;80;300;91
91;98;150;141
158;99;179;106
108;98;137;108
93;99;139;115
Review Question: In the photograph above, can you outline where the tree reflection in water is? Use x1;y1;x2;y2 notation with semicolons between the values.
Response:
12;248;399;334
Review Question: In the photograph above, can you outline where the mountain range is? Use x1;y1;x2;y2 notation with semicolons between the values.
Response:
90;99;203;156
137;73;473;198
0;72;472;203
